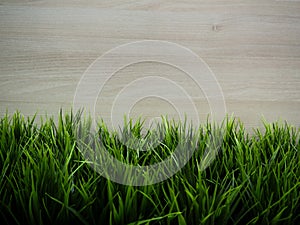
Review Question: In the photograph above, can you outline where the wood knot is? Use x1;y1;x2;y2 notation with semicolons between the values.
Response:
212;24;222;32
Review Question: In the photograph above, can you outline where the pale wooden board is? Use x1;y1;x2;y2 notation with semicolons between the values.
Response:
0;0;299;130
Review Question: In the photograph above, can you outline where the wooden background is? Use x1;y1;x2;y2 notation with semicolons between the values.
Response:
0;0;299;130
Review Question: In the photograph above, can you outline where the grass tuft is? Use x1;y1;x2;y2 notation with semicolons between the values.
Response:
0;111;299;225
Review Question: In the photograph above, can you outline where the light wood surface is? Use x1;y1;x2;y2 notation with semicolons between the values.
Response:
0;0;299;130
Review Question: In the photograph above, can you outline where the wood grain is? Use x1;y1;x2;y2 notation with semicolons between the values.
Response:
0;0;299;130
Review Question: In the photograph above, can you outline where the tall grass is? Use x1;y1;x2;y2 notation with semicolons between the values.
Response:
0;111;299;225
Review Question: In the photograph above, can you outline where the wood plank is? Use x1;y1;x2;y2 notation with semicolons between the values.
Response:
0;0;299;130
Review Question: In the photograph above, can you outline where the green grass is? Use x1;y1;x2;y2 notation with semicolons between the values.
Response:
0;110;299;225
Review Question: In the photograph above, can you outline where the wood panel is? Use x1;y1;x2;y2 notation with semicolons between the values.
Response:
0;0;299;130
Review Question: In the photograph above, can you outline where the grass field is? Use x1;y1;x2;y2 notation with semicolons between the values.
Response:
0;111;299;225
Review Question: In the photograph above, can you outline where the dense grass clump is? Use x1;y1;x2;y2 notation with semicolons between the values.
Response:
0;111;299;225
